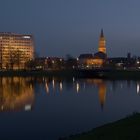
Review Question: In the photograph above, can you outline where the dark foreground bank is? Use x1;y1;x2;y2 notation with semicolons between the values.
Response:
61;113;140;140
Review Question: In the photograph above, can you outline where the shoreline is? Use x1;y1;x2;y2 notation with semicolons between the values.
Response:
60;112;140;140
0;69;140;79
0;69;76;77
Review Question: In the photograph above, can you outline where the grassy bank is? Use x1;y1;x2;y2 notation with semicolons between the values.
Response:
62;113;140;140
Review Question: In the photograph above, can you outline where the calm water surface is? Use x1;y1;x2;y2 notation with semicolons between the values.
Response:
0;77;140;140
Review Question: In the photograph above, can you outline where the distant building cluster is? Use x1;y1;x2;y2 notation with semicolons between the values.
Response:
27;29;107;71
0;30;139;71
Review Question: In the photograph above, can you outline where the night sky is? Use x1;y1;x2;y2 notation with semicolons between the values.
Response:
1;0;140;57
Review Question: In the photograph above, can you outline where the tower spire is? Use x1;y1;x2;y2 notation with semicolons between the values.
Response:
100;29;104;38
98;29;106;54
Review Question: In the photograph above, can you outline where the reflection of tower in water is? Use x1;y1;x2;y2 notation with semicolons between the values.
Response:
44;78;107;110
86;79;106;110
98;83;106;110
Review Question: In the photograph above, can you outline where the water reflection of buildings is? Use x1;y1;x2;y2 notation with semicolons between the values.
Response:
0;77;34;112
98;83;106;110
86;79;106;110
1;76;140;112
44;77;107;110
37;77;140;111
137;82;140;95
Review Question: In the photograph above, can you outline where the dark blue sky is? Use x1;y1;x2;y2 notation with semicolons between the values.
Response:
1;0;140;57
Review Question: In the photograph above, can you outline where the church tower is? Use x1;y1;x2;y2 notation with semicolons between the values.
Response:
98;29;106;54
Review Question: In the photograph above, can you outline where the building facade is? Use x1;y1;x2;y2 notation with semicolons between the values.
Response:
0;33;34;69
78;29;107;69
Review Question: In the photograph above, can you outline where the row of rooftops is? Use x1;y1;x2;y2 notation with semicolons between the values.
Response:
79;51;107;60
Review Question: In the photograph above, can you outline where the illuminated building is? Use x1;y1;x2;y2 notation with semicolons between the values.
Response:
34;57;64;70
98;29;106;54
0;33;34;69
90;29;107;67
78;29;107;68
78;54;93;69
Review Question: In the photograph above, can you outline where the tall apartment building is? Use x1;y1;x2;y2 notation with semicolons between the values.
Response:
0;33;34;69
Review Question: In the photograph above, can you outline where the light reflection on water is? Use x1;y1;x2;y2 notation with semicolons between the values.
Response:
0;77;140;139
0;77;34;112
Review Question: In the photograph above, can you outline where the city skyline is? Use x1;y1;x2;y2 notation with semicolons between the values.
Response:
0;0;140;57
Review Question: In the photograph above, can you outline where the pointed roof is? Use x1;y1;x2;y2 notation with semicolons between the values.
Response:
100;29;104;38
